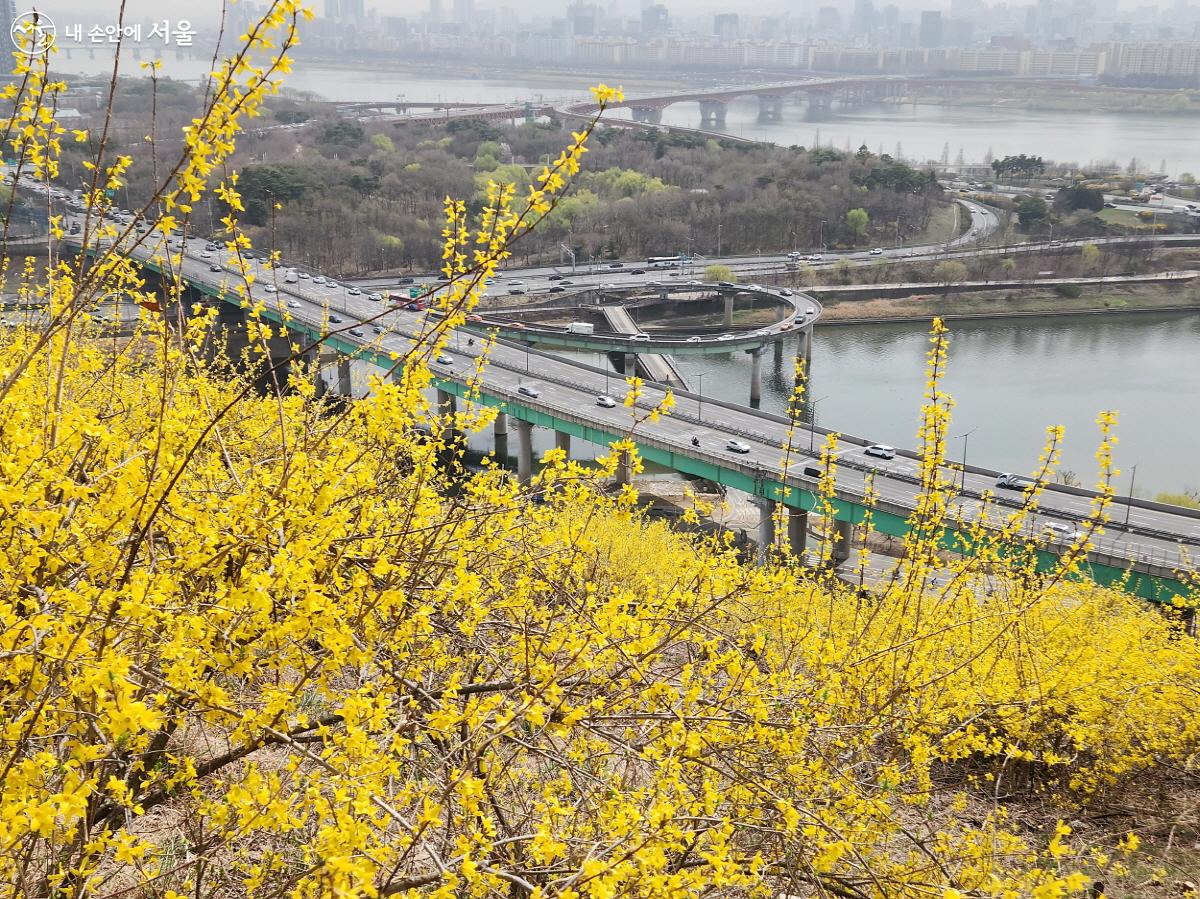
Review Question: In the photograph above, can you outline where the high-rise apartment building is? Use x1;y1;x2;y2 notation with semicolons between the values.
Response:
919;10;943;47
713;13;739;41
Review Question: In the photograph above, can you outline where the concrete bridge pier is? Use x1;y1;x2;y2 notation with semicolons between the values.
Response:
615;448;632;486
723;292;734;325
336;355;353;397
773;338;784;368
757;94;784;121
795;327;814;383
492;411;509;458
748;347;764;406
630;105;663;124
304;345;337;398
554;429;571;458
699;99;727;128
753;498;776;566
787;507;808;558
435;387;457;418
623;352;638;376
260;332;296;393
515;418;534;486
829;518;854;567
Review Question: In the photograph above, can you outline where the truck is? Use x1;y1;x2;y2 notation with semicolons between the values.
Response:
284;269;298;283
389;292;426;311
566;322;594;335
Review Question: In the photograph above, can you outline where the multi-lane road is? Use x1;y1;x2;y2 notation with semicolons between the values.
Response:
347;198;1003;295
51;213;1200;585
4;160;1189;590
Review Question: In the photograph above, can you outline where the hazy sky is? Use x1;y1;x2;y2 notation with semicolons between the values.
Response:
32;0;1174;28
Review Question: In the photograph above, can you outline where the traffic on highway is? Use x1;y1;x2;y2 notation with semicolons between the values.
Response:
49;194;1200;580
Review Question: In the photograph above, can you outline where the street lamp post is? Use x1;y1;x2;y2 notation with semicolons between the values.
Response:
808;394;829;454
954;426;979;492
819;219;826;251
695;370;710;420
1124;463;1138;526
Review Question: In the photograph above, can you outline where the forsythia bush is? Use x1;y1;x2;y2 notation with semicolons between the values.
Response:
2;315;1199;899
2;3;1198;897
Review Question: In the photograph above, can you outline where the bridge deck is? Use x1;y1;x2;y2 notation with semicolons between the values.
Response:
61;227;1200;604
600;306;690;389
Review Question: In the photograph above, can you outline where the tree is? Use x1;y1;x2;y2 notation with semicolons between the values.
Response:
1016;196;1049;228
1061;185;1104;212
1180;172;1196;185
991;154;1046;181
704;263;736;282
932;260;969;285
833;256;854;283
845;207;869;244
1080;242;1101;272
370;132;395;154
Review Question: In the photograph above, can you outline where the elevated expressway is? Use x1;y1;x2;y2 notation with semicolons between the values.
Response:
60;224;1200;603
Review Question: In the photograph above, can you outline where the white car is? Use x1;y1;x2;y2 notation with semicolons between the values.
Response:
264;284;277;293
507;279;525;287
368;293;382;302
725;439;752;454
869;248;883;255
435;354;454;366
596;395;617;408
864;444;896;460
518;384;540;398
298;272;310;280
286;300;301;309
312;276;326;285
200;250;211;258
1042;522;1079;540
348;287;362;296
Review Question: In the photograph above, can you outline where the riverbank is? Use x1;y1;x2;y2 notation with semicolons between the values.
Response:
815;281;1200;323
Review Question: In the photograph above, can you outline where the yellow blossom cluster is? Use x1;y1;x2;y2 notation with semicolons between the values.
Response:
1;7;1198;899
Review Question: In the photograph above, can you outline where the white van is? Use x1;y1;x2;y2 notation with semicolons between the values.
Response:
996;473;1035;490
284;269;298;283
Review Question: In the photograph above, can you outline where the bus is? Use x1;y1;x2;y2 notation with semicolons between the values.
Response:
646;255;689;269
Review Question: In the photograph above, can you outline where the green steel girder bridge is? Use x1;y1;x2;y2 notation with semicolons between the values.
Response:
68;231;1200;604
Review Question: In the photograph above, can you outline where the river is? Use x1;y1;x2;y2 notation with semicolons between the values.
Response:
553;312;1200;497
629;98;1200;177
50;56;1200;494
53;52;1200;174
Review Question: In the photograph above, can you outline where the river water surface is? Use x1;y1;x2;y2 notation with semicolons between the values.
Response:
53;56;1200;493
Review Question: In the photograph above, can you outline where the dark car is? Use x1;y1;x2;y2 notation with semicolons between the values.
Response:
631;269;646;275
548;274;564;281
549;286;565;293
349;328;366;337
208;263;222;272
509;288;526;295
397;276;414;285
329;315;344;324
608;262;624;269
